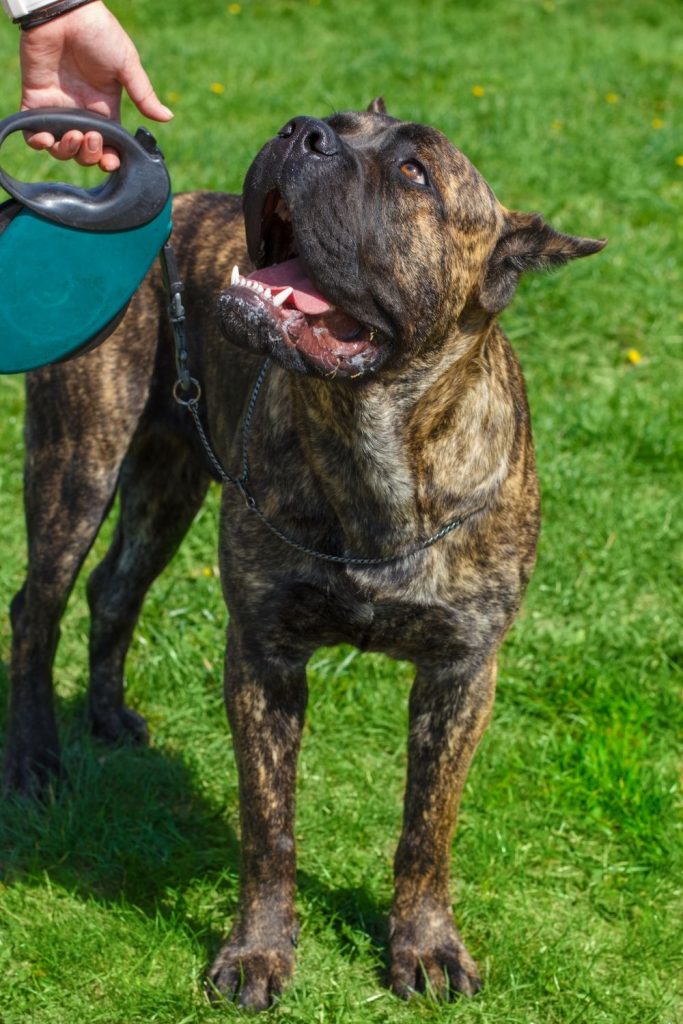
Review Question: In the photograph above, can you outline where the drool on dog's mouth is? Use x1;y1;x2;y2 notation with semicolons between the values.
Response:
220;190;382;377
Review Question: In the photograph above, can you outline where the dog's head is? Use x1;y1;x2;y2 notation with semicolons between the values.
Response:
219;100;606;379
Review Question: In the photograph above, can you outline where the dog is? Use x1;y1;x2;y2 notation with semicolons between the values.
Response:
2;98;605;1009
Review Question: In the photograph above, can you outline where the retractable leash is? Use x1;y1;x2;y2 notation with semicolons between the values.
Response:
0;108;172;373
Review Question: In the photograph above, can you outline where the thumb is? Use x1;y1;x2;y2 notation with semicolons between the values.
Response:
120;51;173;122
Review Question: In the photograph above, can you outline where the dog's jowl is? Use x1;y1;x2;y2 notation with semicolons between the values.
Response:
3;100;605;1009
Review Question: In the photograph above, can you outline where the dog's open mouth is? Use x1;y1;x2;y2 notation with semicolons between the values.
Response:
221;190;381;377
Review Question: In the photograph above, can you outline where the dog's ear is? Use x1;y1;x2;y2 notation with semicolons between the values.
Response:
367;96;388;115
480;211;607;314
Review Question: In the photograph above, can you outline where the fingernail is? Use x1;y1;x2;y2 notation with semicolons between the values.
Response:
87;135;100;153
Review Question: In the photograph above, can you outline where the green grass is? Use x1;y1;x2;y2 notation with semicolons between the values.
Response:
1;0;682;1021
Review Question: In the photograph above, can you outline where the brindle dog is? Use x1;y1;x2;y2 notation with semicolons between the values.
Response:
3;99;605;1009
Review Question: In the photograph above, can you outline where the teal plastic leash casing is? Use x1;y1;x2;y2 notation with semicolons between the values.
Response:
0;109;172;373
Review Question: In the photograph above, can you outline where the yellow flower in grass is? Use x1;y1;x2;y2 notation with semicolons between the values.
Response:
626;349;642;365
166;90;180;103
606;92;619;104
676;155;683;168
211;82;226;95
651;117;664;129
228;2;241;12
472;85;485;98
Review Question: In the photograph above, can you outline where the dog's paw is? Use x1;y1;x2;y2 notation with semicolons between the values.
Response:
388;908;481;1001
89;705;149;746
206;933;297;1011
2;734;61;798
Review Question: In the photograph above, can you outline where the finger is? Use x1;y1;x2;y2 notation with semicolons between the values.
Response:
99;146;121;173
121;52;173;122
26;131;56;151
49;130;85;161
74;131;104;167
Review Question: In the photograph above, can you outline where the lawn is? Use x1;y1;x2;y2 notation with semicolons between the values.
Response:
0;0;682;1021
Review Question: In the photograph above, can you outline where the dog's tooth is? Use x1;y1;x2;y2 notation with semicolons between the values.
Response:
231;265;240;286
272;287;293;307
264;288;272;299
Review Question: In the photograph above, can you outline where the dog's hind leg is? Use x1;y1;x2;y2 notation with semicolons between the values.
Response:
86;427;210;743
388;655;497;1001
3;364;139;796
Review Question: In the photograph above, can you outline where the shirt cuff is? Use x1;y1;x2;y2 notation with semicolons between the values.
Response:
2;0;58;17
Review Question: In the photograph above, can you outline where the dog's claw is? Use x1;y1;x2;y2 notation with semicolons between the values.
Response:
390;947;482;1001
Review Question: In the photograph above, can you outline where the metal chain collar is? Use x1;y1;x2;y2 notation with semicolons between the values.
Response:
160;242;482;568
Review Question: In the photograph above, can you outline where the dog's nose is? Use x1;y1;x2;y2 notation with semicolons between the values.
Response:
277;117;339;157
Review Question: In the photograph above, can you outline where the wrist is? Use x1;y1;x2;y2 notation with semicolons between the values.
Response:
3;0;97;30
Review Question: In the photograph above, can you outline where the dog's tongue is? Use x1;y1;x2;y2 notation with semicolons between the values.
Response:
247;257;333;315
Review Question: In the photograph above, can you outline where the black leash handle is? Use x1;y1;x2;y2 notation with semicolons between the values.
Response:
0;108;170;231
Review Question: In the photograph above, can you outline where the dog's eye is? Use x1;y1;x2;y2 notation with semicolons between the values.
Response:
399;160;428;186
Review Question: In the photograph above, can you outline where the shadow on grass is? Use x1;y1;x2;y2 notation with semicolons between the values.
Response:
0;661;389;977
0;710;233;890
297;872;390;981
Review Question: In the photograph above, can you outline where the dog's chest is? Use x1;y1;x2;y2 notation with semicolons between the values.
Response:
278;555;510;663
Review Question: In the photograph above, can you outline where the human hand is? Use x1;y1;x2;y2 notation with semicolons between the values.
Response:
19;0;172;171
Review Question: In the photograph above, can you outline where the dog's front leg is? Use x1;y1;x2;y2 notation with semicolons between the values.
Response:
389;655;497;1001
208;624;308;1011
